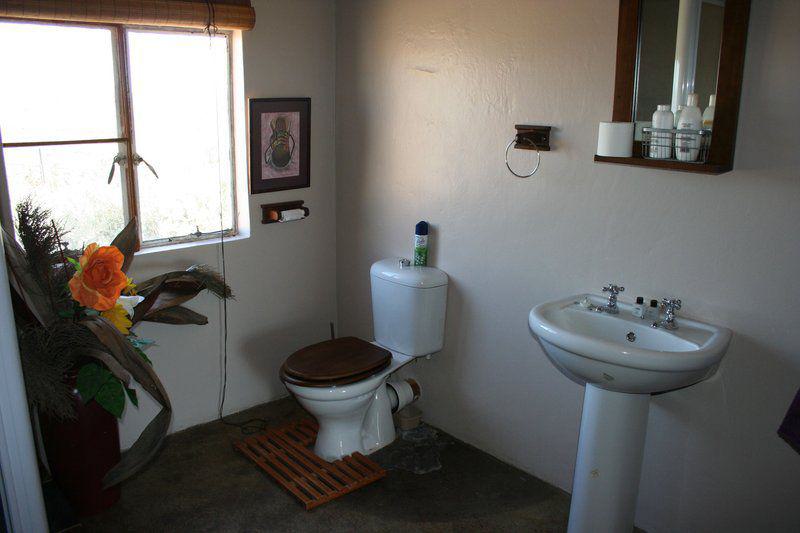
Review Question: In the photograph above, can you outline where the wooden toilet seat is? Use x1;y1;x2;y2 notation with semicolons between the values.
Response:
280;336;392;387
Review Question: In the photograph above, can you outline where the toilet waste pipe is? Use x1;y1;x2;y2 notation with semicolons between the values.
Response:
386;379;420;412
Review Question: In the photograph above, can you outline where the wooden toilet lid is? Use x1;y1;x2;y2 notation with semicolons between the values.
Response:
281;337;391;384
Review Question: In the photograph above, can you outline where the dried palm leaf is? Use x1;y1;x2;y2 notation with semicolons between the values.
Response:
82;317;169;406
143;305;209;325
83;348;132;386
110;217;140;273
136;265;232;299
103;407;171;488
81;316;173;486
132;266;232;323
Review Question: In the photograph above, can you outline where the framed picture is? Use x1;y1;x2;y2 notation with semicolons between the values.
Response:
249;98;310;194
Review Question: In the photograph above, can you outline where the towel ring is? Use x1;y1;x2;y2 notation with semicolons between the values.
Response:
505;135;541;178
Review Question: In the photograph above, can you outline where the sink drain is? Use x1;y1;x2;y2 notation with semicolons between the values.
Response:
626;331;636;342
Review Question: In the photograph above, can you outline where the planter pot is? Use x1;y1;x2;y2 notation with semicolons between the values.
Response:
41;383;121;517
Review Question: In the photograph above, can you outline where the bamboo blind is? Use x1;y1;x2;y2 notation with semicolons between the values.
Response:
0;0;255;30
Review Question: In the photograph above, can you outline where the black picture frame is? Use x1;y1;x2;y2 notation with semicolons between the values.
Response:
249;98;311;194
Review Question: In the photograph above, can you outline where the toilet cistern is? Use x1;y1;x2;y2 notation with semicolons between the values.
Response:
529;290;731;533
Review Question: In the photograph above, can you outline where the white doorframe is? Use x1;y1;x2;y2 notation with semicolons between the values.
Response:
0;134;48;532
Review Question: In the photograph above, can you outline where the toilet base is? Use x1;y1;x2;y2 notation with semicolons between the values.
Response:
300;380;398;461
284;351;415;461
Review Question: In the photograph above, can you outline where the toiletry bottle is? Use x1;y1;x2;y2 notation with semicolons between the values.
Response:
413;221;429;266
702;94;716;130
675;93;702;162
673;105;684;128
650;105;674;159
645;299;660;321
632;296;645;319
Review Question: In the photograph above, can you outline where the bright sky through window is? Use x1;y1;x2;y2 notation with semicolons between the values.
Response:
0;21;236;249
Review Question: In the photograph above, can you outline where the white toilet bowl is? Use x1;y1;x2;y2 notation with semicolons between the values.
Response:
280;258;448;461
284;349;413;461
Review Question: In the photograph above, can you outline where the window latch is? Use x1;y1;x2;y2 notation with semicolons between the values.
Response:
107;154;125;184
107;153;160;184
133;154;160;180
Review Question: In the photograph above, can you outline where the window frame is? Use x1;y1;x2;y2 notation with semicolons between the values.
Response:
0;18;239;249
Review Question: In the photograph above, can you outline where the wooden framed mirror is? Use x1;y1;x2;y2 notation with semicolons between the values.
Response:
595;0;751;174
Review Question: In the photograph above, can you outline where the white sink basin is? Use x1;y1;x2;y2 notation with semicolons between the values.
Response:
529;293;732;394
528;293;732;533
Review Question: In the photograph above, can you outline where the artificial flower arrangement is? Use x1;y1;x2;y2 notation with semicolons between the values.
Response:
4;201;232;486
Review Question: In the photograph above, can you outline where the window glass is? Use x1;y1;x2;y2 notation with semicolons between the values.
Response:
127;30;234;242
4;143;127;249
0;22;119;142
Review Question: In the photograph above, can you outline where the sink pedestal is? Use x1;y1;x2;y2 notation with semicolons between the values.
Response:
568;384;650;533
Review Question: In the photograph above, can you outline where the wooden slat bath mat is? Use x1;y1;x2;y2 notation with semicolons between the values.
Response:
234;419;386;510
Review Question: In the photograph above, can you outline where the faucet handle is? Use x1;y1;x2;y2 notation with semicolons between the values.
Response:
602;284;625;295
662;298;682;313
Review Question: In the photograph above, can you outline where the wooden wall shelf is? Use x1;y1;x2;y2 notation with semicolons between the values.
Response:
593;154;729;175
260;200;309;224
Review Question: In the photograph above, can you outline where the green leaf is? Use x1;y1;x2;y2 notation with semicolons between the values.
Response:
125;386;139;407
95;378;125;418
57;308;75;318
134;346;152;365
76;363;110;403
67;256;81;272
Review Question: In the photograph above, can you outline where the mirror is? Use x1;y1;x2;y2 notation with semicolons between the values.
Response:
634;0;725;140
596;0;750;174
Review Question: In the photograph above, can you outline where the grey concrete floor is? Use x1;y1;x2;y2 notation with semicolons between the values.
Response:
82;397;574;532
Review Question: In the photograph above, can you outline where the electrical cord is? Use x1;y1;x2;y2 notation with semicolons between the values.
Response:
202;26;270;435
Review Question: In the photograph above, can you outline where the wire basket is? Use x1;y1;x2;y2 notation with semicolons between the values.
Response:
641;127;712;163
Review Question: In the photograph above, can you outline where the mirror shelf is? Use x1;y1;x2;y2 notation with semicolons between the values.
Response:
594;154;729;174
595;0;750;175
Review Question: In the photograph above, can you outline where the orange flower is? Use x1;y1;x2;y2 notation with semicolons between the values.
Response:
68;243;128;311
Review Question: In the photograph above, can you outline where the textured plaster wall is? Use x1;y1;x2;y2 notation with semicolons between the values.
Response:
335;1;800;531
118;0;336;447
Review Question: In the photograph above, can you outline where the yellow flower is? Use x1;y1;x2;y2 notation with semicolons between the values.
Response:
123;276;137;296
101;304;133;335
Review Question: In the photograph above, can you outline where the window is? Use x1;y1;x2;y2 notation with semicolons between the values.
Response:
0;20;237;249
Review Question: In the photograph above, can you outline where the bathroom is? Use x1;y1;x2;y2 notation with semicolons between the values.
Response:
0;0;798;532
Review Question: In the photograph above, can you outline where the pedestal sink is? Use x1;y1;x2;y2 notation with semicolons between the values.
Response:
529;293;731;533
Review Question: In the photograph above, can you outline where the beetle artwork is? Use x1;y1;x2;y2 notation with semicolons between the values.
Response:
257;109;301;181
250;98;310;194
265;114;296;169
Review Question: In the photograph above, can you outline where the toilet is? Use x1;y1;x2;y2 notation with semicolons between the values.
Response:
280;258;448;461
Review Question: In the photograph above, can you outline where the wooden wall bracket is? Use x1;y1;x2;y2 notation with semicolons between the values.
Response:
260;200;309;224
513;125;552;151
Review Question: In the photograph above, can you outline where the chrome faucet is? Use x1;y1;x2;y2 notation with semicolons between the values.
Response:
660;298;682;330
600;283;625;314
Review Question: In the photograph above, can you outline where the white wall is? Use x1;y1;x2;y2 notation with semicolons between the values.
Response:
335;1;800;532
119;0;336;447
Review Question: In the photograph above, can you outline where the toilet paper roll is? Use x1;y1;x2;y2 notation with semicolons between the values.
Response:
596;122;634;157
279;208;306;222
